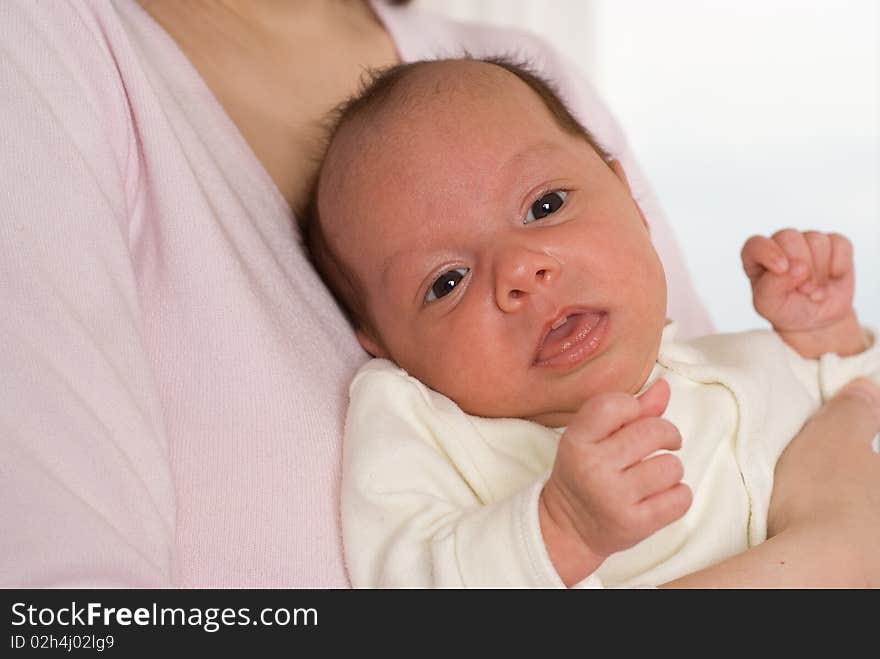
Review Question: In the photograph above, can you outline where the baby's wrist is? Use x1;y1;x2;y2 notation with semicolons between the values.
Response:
775;310;865;359
538;486;605;587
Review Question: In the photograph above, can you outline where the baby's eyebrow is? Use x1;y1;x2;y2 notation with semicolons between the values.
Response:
499;141;564;176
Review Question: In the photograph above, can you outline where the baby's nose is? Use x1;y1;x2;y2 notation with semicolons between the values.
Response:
494;249;558;312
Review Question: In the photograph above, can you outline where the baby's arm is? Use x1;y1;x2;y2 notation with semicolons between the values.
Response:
661;378;880;588
343;366;561;587
342;366;690;588
539;380;691;586
741;229;866;358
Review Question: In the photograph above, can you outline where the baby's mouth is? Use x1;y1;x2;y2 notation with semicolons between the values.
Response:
534;311;608;367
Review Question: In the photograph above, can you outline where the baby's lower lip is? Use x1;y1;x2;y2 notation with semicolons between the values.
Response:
533;312;609;370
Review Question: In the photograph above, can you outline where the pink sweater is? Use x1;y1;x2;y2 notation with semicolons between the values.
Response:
0;0;713;587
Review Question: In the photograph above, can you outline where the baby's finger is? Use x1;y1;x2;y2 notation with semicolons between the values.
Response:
771;229;812;268
605;417;682;469
567;380;672;446
565;391;643;445
828;233;854;280
771;228;814;291
633;482;692;536
635;379;670;419
803;231;831;287
625;452;685;501
741;235;789;283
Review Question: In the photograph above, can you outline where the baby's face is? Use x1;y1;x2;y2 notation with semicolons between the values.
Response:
320;62;668;427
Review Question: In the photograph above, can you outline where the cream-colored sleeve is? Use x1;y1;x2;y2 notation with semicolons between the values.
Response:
761;326;880;403
777;326;880;452
813;327;880;400
341;361;603;589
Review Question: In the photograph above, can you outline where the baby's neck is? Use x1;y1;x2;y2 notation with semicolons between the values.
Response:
524;322;670;429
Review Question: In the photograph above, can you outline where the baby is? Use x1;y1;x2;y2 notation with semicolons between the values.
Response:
301;57;880;588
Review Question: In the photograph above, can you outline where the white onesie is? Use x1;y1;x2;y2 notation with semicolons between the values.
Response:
341;323;880;588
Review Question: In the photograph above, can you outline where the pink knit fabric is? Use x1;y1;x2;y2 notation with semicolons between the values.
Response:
0;0;712;587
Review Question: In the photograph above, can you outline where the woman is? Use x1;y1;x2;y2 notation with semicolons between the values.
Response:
1;0;876;587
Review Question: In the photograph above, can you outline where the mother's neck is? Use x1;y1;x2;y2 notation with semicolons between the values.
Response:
136;0;400;212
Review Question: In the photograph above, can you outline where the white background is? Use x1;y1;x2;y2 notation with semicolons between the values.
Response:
415;0;879;332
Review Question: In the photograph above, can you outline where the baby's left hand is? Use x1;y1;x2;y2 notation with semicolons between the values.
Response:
741;229;855;332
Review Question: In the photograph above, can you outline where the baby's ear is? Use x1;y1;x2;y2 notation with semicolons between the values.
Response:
609;158;631;191
609;159;650;233
356;328;389;359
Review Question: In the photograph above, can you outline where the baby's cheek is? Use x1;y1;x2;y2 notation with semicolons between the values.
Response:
436;360;520;417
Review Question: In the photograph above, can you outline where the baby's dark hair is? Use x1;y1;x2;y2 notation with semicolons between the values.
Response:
299;55;612;338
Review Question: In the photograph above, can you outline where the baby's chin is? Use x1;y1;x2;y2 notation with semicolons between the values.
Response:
525;408;578;430
454;390;577;428
522;352;661;429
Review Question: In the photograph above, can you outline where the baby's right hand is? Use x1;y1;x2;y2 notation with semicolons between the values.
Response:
539;380;692;584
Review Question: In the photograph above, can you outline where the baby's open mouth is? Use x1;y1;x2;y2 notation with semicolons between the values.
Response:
534;311;608;367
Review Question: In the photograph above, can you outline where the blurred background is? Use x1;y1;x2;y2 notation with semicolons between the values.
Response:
414;0;879;333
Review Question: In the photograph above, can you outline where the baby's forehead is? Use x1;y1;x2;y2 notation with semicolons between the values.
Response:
322;61;552;195
390;59;523;104
336;60;538;148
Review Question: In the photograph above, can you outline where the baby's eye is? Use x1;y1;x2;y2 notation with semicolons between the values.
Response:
524;190;568;224
425;268;469;303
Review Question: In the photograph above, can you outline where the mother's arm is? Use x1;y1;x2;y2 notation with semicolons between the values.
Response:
0;1;175;586
661;378;880;588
